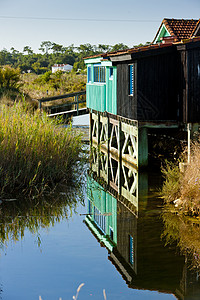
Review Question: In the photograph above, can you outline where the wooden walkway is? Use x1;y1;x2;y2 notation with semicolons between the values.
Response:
34;91;87;118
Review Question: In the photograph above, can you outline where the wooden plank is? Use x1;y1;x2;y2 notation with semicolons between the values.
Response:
122;154;137;169
109;118;119;126
47;108;88;118
49;100;86;110
110;54;132;62
34;91;86;103
121;122;138;136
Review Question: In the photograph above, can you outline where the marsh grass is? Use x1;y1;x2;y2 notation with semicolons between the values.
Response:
161;160;182;204
39;283;107;300
0;102;82;197
162;141;200;215
22;72;86;100
162;208;200;270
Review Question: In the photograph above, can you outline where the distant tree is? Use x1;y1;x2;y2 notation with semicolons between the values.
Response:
66;44;76;55
73;61;86;72
133;42;151;48
97;44;112;53
32;62;41;74
23;46;33;55
77;43;97;58
10;47;19;55
39;41;53;54
111;43;129;52
0;49;13;66
51;43;65;55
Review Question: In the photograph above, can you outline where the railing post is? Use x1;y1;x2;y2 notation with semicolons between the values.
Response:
118;119;122;195
39;100;42;111
77;95;79;116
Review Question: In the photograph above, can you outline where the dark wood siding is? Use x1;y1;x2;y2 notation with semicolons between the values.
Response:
177;41;200;123
117;63;137;119
116;201;137;270
187;47;200;123
137;52;179;121
116;47;180;122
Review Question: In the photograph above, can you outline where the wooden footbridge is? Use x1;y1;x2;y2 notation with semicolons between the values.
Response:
35;90;88;118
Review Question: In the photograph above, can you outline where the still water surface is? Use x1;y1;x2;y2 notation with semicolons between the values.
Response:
0;183;177;300
0;128;200;299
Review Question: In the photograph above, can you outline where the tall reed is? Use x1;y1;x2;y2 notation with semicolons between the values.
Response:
0;102;82;197
162;141;200;215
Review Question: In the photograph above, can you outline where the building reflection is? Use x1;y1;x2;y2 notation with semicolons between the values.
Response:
85;147;200;299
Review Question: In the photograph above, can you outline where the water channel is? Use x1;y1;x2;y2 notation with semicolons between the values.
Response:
0;116;200;300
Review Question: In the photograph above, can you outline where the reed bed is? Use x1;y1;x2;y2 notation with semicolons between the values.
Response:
162;141;200;215
0;102;82;197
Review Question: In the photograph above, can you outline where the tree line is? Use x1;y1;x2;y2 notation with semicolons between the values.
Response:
0;41;147;74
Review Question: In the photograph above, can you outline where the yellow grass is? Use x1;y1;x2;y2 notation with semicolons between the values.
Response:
0;102;82;197
162;141;200;215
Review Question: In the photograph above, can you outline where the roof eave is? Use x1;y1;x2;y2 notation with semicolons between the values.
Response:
191;19;200;37
109;54;132;62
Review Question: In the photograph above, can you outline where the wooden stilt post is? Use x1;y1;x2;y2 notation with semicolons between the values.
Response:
97;112;100;177
89;112;92;146
76;95;79;115
138;127;148;168
118;119;122;195
39;100;42;111
187;123;191;164
107;113;110;186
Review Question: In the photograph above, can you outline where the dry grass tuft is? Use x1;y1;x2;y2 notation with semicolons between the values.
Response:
73;283;85;300
162;140;200;215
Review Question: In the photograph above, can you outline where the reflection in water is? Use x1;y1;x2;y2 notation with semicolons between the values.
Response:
0;184;85;250
85;147;200;299
162;208;200;299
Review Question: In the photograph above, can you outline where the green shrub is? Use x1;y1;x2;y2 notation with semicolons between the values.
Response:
0;66;22;94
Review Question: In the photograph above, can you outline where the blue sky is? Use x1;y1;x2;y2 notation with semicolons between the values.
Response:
0;0;199;52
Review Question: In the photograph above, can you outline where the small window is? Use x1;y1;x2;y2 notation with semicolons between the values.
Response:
88;200;92;215
94;64;106;83
87;66;91;83
110;227;114;240
129;64;134;95
109;67;113;79
129;235;134;265
94;206;106;233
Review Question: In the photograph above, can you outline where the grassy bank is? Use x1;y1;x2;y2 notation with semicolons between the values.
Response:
162;141;200;215
0;102;83;198
162;208;200;270
22;72;86;99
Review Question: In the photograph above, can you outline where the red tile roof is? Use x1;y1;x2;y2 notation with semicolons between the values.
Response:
90;36;200;60
84;18;200;61
154;18;200;43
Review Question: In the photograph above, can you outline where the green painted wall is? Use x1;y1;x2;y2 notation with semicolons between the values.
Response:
87;176;117;244
86;83;106;112
155;24;170;43
106;66;117;114
106;192;117;243
85;59;117;114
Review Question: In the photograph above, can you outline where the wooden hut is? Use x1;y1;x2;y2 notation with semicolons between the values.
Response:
84;18;200;167
84;18;200;123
